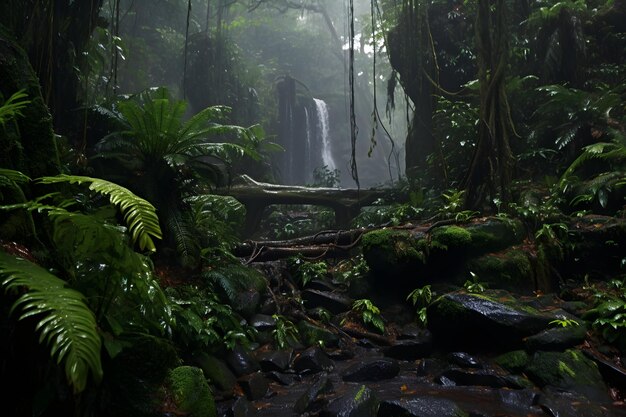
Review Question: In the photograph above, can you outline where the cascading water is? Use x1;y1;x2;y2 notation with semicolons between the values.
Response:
314;98;336;172
304;106;312;183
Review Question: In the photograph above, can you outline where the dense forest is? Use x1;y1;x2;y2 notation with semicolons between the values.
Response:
0;0;625;416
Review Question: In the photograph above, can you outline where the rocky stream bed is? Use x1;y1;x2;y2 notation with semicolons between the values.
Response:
171;215;626;417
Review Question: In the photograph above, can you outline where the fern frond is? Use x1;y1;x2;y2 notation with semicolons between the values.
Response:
37;175;162;252
0;251;103;393
0;89;30;125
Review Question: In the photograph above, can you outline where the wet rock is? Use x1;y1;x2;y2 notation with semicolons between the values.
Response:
583;349;626;388
294;372;333;414
320;384;379;417
238;372;269;401
250;314;276;331
525;349;610;402
308;279;338;292
226;345;261;377
265;371;299;386
383;332;433;360
427;290;553;351
464;217;525;254
524;322;587;351
537;389;612;417
496;389;539;410
378;397;465;417
302;289;353;314
447;352;482;368
416;358;450;378
219;396;252;417
256;349;291;372
342;358;400;382
398;322;423;339
298;320;340;348
436;368;531;389
293;346;334;374
193;353;237;392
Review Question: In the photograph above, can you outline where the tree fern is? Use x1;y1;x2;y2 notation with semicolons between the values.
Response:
38;175;162;252
0;89;30;125
0;251;103;393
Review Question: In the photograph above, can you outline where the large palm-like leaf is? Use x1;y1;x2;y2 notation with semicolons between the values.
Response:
0;251;103;393
38;175;162;252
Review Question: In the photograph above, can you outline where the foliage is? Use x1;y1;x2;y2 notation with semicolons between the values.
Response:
349;299;385;334
438;189;479;221
0;90;30;126
549;316;580;328
464;271;487;293
312;165;341;187
38;175;162;252
289;257;328;287
201;263;267;309
335;254;370;284
272;314;300;349
0;251;102;393
584;281;626;346
352;198;424;228
407;284;433;326
167;285;255;352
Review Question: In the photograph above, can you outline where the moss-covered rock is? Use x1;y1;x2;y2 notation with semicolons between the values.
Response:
430;225;472;250
104;335;180;417
193;353;237;393
464;218;525;254
525;349;609;402
298;320;339;348
495;350;530;373
467;248;534;294
168;366;217;417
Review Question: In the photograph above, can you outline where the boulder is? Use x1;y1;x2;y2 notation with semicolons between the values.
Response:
226;345;260;376
193;353;237;392
436;368;531;389
427;290;554;350
383;335;433;361
294;372;333;414
466;248;534;294
378;397;465;417
341;358;400;382
302;289;353;314
293;346;334;374
237;372;269;401
524;323;587;352
256;349;292;372
167;366;217;417
320;385;379;417
298;320;340;348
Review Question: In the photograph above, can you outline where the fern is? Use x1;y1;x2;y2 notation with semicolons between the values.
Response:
0;251;103;393
0;89;30;125
38;175;162;252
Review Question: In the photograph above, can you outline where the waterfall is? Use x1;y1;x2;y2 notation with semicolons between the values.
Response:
304;107;312;183
314;98;336;172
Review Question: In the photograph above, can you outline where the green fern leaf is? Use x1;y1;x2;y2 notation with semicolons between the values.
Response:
37;175;162;252
0;251;103;393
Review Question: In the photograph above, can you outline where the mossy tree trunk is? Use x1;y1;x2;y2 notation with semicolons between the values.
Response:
463;0;515;210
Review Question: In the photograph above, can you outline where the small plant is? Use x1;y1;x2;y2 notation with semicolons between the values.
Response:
549;316;580;328
289;257;328;287
464;271;487;293
336;254;370;283
312;165;340;187
407;285;433;326
350;299;385;334
272;314;300;349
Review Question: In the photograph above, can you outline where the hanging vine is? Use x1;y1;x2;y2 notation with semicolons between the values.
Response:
348;0;360;189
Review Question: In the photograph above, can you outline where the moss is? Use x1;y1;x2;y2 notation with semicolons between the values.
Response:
168;366;217;417
298;320;339;348
525;349;606;392
495;350;530;373
431;226;472;249
465;218;525;254
468;248;533;293
362;229;425;272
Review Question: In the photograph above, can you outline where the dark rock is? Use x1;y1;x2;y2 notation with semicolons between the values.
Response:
447;352;482;368
583;349;626;388
298;320;340;348
524;322;587;351
398;322;423;339
293;346;334;374
464;218;525;254
193;353;237;392
416;358;450;378
226;345;261;377
250;314;276;331
341;358;400;382
308;279;338;292
525;349;610;402
219;396;252;417
294;372;333;414
496;389;539;410
236;290;261;318
384;333;433;360
265;371;299;386
537;389;612;417
378;397;465;417
238;372;269;401
256;349;292;372
167;366;217;417
320;385;379;417
436;368;530;389
427;290;554;351
302;289;353;314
